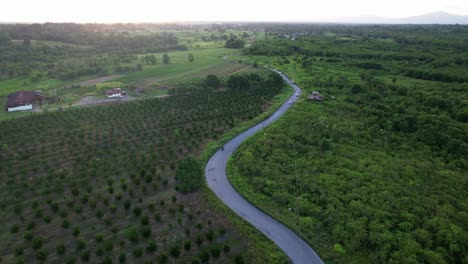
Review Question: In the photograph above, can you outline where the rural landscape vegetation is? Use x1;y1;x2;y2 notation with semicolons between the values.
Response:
0;10;467;264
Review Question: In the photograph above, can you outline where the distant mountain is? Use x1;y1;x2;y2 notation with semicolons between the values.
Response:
323;11;468;25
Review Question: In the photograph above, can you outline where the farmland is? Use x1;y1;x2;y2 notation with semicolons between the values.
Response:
0;23;257;121
0;73;287;263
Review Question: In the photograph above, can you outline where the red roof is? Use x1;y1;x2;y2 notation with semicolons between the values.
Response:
6;91;36;108
105;88;123;96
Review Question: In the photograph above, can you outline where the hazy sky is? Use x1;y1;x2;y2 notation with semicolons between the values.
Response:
2;0;468;23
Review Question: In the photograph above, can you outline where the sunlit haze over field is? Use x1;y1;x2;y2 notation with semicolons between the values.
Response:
2;0;468;22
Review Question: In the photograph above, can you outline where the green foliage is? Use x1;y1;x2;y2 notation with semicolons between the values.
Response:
163;54;170;64
175;155;203;193
231;24;468;264
225;36;245;49
205;74;221;89
227;75;250;90
188;53;194;63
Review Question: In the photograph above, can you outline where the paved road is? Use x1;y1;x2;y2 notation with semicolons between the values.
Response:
205;69;324;264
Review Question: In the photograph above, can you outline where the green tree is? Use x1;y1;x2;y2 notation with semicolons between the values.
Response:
227;75;250;90
149;55;157;65
162;54;170;64
188;53;194;63
175;155;203;193
205;74;220;89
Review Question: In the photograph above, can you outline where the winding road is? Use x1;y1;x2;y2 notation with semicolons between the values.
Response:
205;69;324;264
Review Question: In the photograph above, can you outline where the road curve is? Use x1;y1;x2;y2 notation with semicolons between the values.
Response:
205;69;324;264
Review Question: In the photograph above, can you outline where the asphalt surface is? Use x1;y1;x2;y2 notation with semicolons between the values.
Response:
205;69;324;264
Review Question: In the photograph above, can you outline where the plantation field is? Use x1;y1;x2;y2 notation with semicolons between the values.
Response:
230;25;468;263
0;82;285;263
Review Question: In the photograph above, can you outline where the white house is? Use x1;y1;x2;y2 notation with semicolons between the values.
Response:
105;88;124;98
6;91;35;112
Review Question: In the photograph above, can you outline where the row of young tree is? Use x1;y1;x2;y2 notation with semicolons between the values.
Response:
0;80;281;263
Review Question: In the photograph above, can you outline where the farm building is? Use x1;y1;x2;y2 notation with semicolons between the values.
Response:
307;91;324;101
5;91;36;112
105;88;125;98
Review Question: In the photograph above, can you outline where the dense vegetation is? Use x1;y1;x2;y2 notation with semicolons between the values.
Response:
0;77;283;263
231;24;468;263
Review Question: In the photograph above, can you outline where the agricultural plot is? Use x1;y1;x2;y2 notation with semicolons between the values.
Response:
188;61;252;79
0;84;282;263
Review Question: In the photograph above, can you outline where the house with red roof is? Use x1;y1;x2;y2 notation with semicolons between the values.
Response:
5;91;36;112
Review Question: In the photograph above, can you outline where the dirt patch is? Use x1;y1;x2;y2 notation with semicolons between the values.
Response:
75;95;134;106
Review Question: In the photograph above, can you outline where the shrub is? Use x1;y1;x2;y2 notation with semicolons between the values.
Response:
157;252;168;264
141;226;151;238
198;250;210;262
169;245;180;258
234;255;245;264
76;239;86;250
133;247;143;258
35;249;48;262
119;252;126;263
206;230;214;241
81;251;90;262
210;246;221;258
23;231;33;240
184;240;191;251
10;224;19;233
95;233;104;243
146;240;157;252
56;243;66;255
32;237;43;250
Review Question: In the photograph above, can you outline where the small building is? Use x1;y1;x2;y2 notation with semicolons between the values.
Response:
307;91;324;102
105;88;125;98
6;91;36;112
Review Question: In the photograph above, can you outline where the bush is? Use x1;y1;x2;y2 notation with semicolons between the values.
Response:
227;75;250;90
234;255;245;264
76;239;86;250
119;252;126;263
32;237;43;250
205;74;221;89
146;240;157;252
198;250;210;262
209;246;221;258
169;245;180;258
56;243;66;255
175;155;203;193
133;247;143;258
157;252;168;264
184;240;191;251
35;249;48;262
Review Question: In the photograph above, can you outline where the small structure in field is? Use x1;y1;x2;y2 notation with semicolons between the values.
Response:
307;91;324;102
6;91;37;112
105;88;125;98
